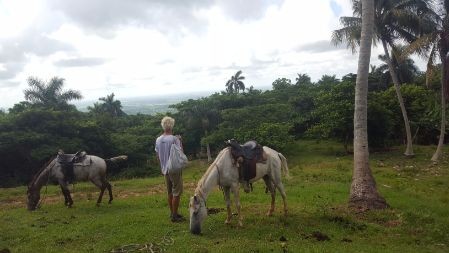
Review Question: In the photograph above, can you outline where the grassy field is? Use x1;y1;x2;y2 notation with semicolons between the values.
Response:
1;140;448;253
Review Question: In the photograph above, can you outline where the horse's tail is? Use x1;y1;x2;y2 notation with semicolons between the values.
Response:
105;155;128;174
278;153;291;180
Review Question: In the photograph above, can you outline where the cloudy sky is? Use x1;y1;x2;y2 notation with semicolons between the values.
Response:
0;0;423;109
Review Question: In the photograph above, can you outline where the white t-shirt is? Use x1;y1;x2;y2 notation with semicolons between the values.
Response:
155;135;181;175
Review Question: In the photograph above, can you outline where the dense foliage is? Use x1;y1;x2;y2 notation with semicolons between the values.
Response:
0;66;445;186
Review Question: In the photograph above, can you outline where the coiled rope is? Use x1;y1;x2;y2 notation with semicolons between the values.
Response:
110;234;174;253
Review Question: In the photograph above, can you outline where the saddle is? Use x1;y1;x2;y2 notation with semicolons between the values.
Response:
56;150;87;183
227;139;267;192
57;150;87;164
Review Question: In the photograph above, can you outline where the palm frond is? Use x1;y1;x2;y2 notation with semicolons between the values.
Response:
48;77;65;94
59;90;83;101
331;26;361;53
405;33;438;58
26;77;45;92
235;70;242;78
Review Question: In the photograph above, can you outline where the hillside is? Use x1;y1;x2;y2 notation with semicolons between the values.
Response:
1;141;448;253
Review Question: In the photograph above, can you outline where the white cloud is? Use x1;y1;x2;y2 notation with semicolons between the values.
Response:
0;0;420;109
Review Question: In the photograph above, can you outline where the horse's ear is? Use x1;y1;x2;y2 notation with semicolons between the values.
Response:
193;195;198;202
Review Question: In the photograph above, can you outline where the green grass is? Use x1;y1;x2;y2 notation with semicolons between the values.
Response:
1;140;448;252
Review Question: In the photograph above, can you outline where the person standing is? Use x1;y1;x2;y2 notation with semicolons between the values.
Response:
155;116;185;222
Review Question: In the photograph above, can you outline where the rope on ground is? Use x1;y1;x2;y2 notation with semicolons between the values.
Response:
110;234;174;253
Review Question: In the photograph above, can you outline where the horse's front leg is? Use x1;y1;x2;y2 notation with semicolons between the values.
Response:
59;180;73;207
231;184;243;227
223;186;232;224
59;185;69;206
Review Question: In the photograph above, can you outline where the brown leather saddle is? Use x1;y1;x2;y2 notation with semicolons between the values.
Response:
56;150;87;183
227;139;266;192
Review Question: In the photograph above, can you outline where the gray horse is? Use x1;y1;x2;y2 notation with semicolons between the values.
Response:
189;146;289;234
27;152;127;211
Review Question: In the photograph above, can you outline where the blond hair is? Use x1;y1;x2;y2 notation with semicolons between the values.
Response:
161;116;175;131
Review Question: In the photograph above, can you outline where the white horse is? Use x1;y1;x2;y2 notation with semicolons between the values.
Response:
189;146;289;234
27;154;127;210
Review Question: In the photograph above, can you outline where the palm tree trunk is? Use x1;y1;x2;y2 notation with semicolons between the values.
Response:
350;0;388;210
204;129;212;163
206;143;212;163
431;54;448;162
381;40;414;156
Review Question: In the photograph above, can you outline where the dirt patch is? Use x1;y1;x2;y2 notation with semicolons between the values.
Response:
0;181;198;209
384;219;402;227
300;231;331;241
207;207;224;215
329;216;367;231
311;231;330;241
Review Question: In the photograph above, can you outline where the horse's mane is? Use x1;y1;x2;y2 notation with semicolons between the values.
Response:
28;155;56;189
195;147;230;192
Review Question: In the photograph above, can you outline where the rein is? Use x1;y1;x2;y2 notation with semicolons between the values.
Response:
36;161;55;209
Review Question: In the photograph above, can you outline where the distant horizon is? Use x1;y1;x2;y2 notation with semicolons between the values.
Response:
1;85;274;112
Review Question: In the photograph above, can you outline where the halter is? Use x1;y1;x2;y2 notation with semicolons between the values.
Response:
194;177;209;212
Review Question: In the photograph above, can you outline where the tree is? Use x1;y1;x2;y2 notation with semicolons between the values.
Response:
172;98;220;162
333;0;436;156
189;100;219;162
308;81;355;153
295;73;312;85
351;0;388;209
88;93;126;117
272;78;293;90
408;0;449;162
24;76;82;110
377;46;420;85
225;70;246;93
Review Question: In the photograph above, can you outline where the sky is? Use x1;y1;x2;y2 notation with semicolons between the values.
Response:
0;0;425;109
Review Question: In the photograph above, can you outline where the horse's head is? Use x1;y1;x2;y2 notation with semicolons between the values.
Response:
189;195;207;235
26;186;40;211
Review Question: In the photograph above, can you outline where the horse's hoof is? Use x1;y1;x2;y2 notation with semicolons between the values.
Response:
224;220;231;225
266;211;274;216
238;222;243;227
96;203;101;207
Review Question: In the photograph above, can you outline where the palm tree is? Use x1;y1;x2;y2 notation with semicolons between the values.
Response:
295;73;312;85
351;0;388;209
98;93;126;117
408;0;449;162
333;0;436;156
24;76;82;109
226;70;246;93
378;45;420;84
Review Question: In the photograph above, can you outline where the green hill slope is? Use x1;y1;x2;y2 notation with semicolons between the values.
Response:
1;141;448;252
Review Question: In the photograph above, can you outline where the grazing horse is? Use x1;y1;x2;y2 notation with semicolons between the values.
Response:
189;146;289;234
27;152;127;211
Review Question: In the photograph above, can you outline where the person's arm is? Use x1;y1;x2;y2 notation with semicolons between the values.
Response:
175;135;184;151
155;139;160;163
